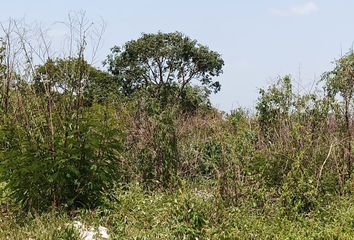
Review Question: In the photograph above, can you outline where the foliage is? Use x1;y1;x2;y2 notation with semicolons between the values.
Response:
256;75;293;142
124;93;180;189
1;184;354;239
34;57;116;104
105;32;224;106
0;20;354;239
0;103;124;210
323;51;354;180
281;159;318;216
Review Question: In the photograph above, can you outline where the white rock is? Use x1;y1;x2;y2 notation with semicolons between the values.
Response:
98;226;109;239
71;221;109;240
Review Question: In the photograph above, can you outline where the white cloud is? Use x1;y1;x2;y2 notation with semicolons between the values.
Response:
270;1;318;16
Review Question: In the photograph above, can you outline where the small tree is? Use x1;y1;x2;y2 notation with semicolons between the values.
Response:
256;75;293;142
323;52;354;180
34;58;116;104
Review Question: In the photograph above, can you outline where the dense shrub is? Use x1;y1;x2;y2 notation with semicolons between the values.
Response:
0;103;124;210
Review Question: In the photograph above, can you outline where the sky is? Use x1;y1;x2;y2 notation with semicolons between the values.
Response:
1;0;354;111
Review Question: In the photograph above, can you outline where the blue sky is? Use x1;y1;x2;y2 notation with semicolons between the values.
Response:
1;1;354;111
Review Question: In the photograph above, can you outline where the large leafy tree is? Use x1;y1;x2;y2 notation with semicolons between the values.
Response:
105;32;224;103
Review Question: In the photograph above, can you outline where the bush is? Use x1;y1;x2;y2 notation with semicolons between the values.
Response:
0;103;124;210
281;160;318;216
171;191;207;240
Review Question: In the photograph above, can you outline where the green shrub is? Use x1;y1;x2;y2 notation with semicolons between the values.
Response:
281;160;318;216
0;103;124;210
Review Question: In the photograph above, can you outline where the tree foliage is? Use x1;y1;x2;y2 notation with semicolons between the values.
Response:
34;58;116;104
105;32;224;104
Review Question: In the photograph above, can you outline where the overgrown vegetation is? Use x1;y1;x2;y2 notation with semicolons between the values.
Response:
0;14;353;239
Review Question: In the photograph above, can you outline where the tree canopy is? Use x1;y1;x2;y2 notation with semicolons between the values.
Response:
34;58;115;104
105;32;224;101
